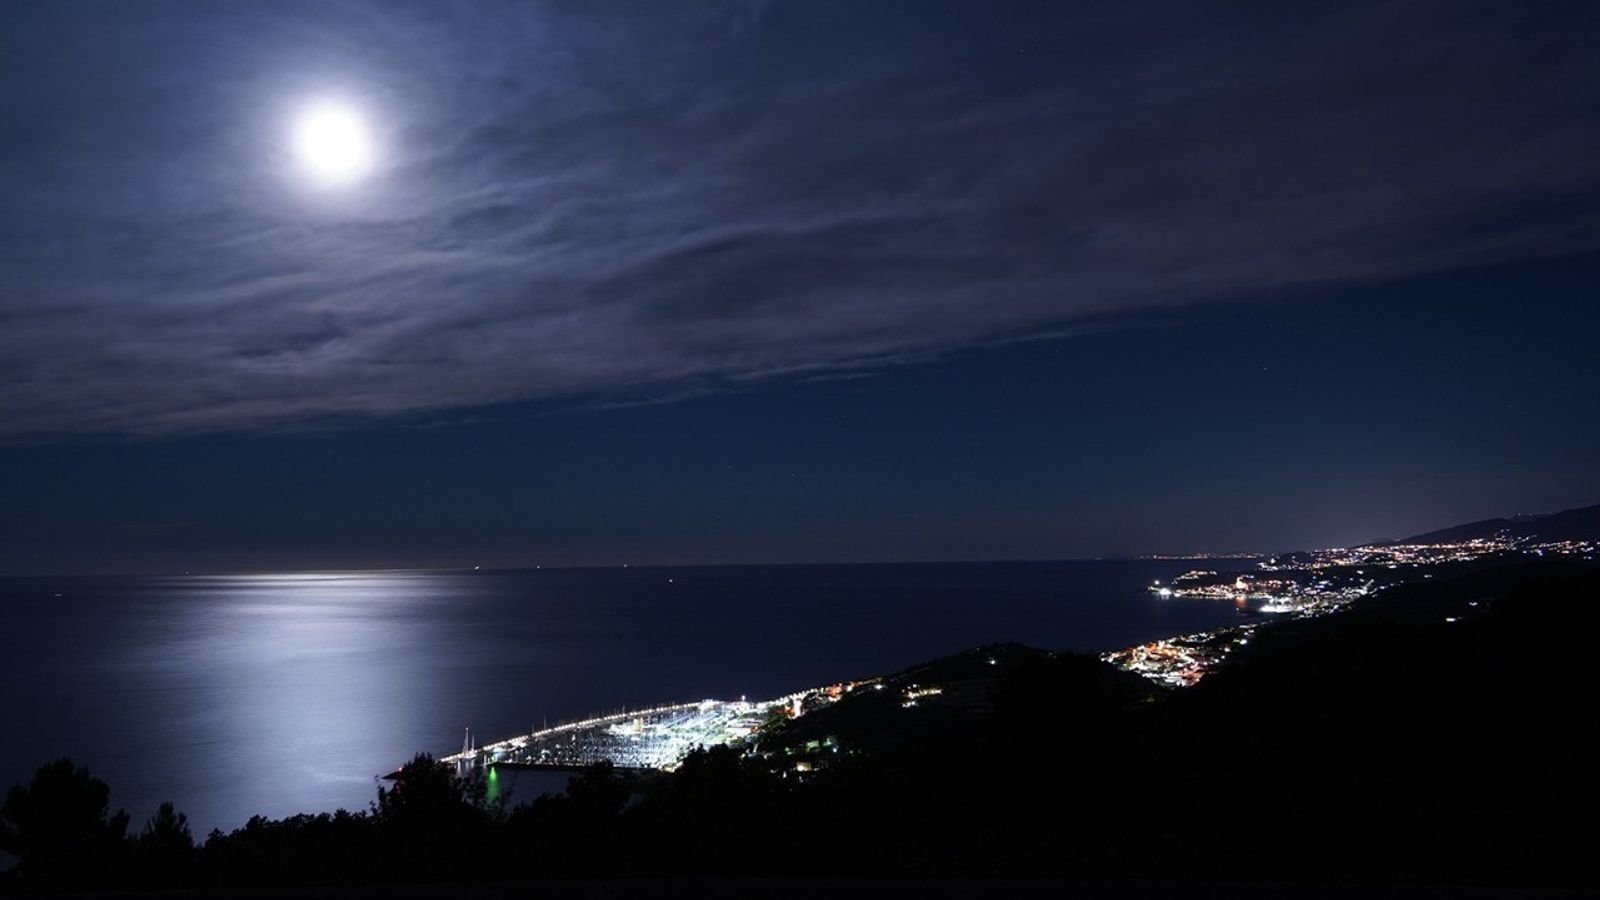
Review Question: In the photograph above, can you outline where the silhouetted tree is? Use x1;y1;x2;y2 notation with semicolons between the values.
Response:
198;808;381;887
0;757;130;887
139;801;193;852
372;752;488;882
562;761;631;822
502;761;633;877
623;745;792;873
374;752;484;826
126;801;197;886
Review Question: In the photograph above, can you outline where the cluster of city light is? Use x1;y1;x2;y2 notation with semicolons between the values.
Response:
440;531;1598;762
442;698;729;765
1147;570;1371;617
444;680;877;773
901;683;943;708
1104;625;1258;687
1111;531;1596;687
1521;539;1599;558
1255;533;1596;573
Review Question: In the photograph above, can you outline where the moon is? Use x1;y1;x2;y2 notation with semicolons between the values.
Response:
292;101;375;186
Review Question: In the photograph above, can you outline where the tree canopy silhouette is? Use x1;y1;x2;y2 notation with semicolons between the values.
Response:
0;757;129;887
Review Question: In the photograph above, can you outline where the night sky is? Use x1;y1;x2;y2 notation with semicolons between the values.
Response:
2;1;1597;575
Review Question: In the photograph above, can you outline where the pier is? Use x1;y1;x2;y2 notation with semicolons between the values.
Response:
441;696;794;772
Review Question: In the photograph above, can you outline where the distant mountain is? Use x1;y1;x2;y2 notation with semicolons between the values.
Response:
1518;503;1600;540
1389;516;1519;545
1389;502;1600;545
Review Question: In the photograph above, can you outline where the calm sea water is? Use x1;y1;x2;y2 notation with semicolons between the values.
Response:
0;561;1242;835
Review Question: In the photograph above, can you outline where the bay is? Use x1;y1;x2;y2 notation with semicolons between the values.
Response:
0;560;1242;835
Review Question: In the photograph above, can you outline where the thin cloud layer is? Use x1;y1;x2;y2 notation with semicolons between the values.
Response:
2;1;1598;437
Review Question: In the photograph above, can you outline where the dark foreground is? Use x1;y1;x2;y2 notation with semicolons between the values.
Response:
4;561;1597;893
47;878;1600;900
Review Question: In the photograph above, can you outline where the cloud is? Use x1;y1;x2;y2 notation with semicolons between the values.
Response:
2;0;1598;437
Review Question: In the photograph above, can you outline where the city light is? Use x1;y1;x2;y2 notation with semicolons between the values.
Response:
1107;530;1596;687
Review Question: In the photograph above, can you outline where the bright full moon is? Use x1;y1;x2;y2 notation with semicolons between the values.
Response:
292;101;375;186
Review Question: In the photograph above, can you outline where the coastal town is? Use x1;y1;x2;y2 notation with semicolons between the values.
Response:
1104;530;1600;686
436;526;1600;773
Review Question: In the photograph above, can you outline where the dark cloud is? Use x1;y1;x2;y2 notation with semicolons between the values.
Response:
2;0;1598;437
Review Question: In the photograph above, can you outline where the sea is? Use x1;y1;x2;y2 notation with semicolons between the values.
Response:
0;561;1246;836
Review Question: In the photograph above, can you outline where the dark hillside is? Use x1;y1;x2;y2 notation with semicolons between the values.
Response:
1392;502;1600;544
1386;516;1515;544
1511;502;1600;541
1142;563;1600;884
